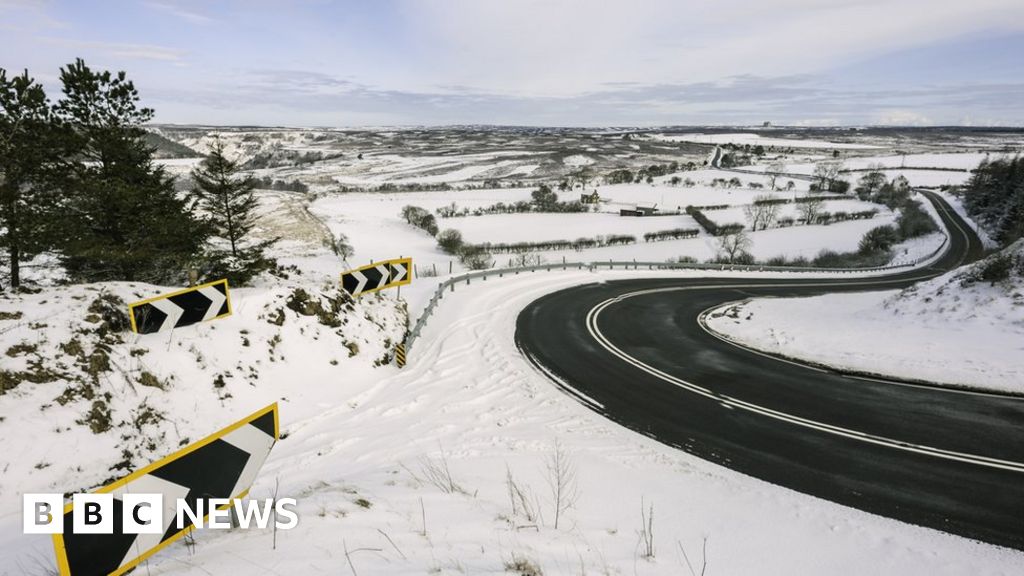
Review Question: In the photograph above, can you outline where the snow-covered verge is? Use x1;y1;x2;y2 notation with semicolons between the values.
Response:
2;268;1020;575
934;189;1001;250
705;241;1024;393
0;281;407;502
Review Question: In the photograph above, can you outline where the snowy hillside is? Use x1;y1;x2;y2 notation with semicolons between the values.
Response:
5;269;1019;576
705;240;1024;392
0;281;407;502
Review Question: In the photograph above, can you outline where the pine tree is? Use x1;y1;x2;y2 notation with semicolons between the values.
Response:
190;138;276;284
962;156;1024;245
0;69;65;289
54;59;207;283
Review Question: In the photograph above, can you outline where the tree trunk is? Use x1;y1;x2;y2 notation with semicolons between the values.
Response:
9;242;19;288
222;187;237;258
6;194;19;288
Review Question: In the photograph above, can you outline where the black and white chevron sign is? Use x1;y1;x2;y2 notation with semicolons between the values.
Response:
341;257;412;297
53;404;279;576
129;279;231;334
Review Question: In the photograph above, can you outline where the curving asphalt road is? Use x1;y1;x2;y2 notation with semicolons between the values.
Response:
516;191;1024;550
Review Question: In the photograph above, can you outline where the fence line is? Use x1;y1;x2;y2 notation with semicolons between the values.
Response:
400;233;949;360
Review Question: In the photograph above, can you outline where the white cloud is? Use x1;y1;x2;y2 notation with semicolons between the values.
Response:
873;109;932;126
143;1;213;25
396;0;1024;97
35;36;186;62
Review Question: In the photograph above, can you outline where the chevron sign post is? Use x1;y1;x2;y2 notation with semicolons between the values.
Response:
340;257;412;297
128;279;231;334
50;404;279;576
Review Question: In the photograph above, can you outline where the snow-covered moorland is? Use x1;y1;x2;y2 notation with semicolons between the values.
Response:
4;269;1021;575
3;127;1023;575
705;240;1024;393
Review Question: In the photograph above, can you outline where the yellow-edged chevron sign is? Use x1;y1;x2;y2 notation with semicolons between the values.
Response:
341;257;412;297
52;404;279;576
128;279;232;334
395;343;407;368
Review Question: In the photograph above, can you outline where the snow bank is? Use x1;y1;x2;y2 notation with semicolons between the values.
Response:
705;241;1024;392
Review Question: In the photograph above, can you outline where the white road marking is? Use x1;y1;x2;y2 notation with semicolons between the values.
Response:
699;306;1023;400
584;286;1024;473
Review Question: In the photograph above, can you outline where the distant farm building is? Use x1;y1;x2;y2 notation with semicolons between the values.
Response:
580;190;601;204
620;203;659;217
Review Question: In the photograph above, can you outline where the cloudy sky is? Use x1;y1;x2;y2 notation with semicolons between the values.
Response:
3;0;1024;126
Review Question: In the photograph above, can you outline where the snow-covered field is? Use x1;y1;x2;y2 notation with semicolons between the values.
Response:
307;182;940;272
446;213;699;244
654;132;882;149
4;269;1021;576
308;176;893;274
704;241;1024;393
707;199;884;227
742;152;1000;187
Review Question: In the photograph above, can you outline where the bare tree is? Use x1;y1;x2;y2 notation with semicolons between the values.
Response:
716;230;752;263
574;166;594;190
512;251;545;267
855;163;887;200
743;195;780;231
797;196;824;225
765;160;785;190
812;160;844;191
545;440;579;530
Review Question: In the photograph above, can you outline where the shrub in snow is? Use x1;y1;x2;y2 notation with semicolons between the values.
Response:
458;245;493;270
859;225;900;255
504;554;543;576
896;200;939;239
437;229;465;254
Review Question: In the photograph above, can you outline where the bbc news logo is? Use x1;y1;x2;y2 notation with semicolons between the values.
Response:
23;494;299;534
